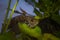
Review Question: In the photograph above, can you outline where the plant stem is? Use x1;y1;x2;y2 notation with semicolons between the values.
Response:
1;0;11;34
2;0;19;33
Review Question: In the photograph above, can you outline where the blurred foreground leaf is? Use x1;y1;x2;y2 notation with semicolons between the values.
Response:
0;32;16;40
17;33;31;40
42;33;60;40
18;23;42;39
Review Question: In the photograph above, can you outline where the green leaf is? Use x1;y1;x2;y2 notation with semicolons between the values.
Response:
18;23;42;39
